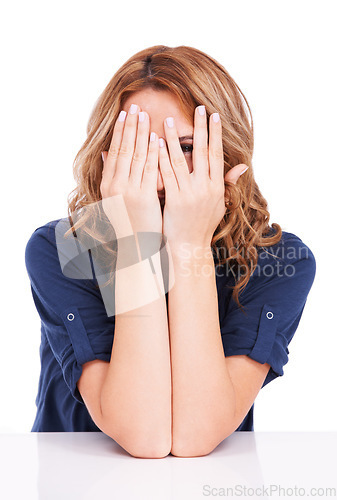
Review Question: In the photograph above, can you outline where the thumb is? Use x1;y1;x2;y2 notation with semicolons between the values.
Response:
224;163;249;185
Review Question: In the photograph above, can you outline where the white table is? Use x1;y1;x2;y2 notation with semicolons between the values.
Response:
0;432;336;499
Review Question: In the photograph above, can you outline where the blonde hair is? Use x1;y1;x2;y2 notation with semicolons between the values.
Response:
66;44;282;310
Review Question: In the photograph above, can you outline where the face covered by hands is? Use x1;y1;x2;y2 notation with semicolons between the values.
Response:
107;88;249;251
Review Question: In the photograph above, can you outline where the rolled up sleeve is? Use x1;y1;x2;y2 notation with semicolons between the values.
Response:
219;236;316;387
25;220;115;404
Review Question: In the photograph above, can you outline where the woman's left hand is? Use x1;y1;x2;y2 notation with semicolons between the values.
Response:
158;105;249;249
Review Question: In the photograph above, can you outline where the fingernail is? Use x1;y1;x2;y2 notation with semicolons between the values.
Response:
139;111;145;123
197;105;205;116
240;166;249;176
101;152;104;162
159;138;165;148
130;104;138;114
150;132;157;142
212;113;220;123
166;117;174;128
118;110;126;122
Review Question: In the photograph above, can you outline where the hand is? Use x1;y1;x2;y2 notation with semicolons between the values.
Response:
100;103;162;240
158;106;249;248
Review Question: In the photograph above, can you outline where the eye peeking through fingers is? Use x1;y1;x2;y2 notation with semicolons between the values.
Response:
180;144;193;154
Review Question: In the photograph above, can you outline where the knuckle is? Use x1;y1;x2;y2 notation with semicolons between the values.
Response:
118;143;130;157
173;156;186;168
143;162;156;173
132;150;145;163
212;149;224;160
107;144;119;160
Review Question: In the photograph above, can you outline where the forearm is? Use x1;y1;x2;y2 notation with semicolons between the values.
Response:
168;243;236;455
100;238;171;455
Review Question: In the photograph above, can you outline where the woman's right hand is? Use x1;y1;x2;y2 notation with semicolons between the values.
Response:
100;103;163;240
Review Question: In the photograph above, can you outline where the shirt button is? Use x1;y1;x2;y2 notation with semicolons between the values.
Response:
266;311;274;320
67;313;75;321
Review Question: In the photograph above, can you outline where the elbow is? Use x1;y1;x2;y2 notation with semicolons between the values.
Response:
171;427;235;458
120;436;172;459
171;441;215;458
128;440;171;459
171;440;222;458
101;422;172;459
98;394;172;458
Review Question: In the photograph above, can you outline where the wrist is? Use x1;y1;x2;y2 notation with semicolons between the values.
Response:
167;240;213;261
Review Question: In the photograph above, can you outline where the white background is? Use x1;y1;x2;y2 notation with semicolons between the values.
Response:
1;0;336;432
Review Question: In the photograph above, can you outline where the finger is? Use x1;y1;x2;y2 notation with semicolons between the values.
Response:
113;103;139;183
103;110;127;181
141;131;160;189
209;112;224;184
129;110;151;187
164;117;190;190
192;105;209;181
224;164;249;206
225;163;249;185
158;137;179;197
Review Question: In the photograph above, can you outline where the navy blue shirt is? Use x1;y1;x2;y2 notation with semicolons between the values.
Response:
25;218;316;433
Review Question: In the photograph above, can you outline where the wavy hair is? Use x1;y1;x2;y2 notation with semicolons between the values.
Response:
65;44;282;310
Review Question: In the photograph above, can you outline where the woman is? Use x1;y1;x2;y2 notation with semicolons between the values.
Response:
25;44;316;458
